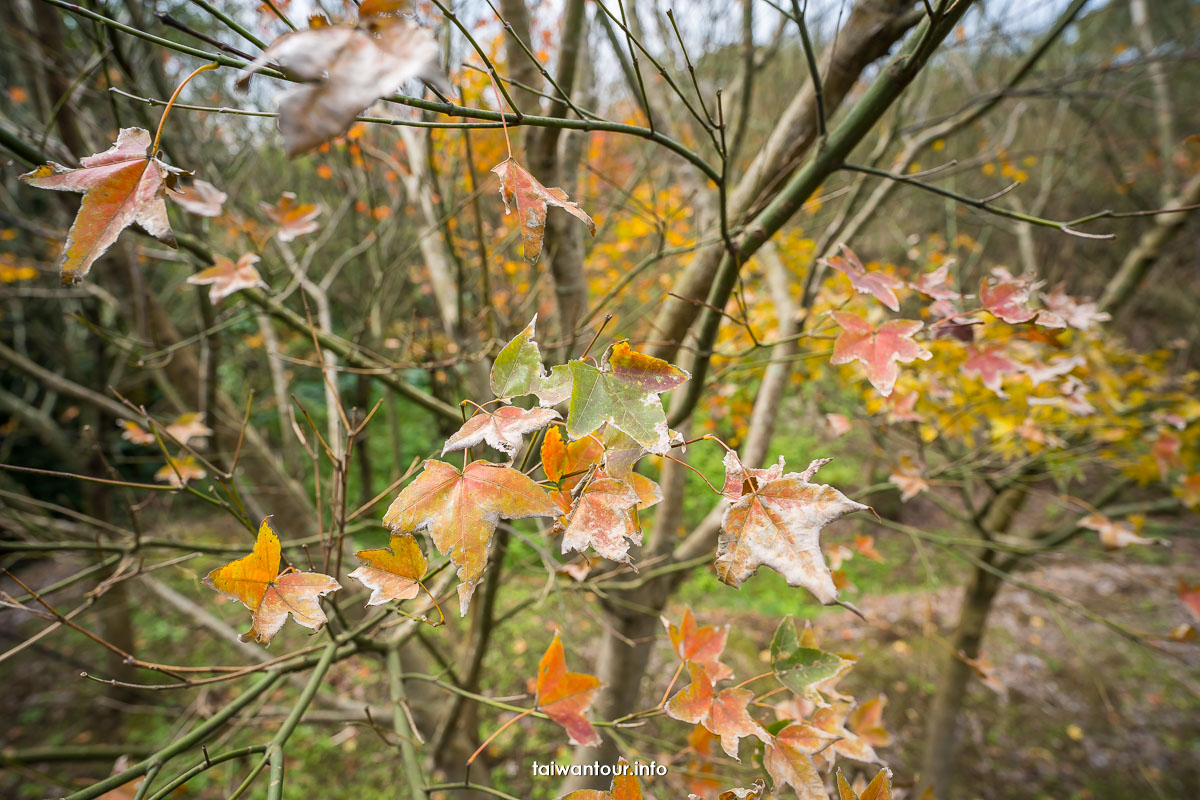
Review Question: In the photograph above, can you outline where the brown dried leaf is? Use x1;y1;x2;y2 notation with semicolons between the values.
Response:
492;157;596;265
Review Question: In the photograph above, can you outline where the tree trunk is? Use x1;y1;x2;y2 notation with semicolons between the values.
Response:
917;558;1003;797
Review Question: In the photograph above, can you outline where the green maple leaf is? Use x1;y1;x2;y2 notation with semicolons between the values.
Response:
565;342;688;454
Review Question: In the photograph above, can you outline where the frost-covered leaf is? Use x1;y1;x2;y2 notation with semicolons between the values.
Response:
441;406;560;459
492;157;596;265
830;312;931;397
19;128;182;283
261;192;323;242
203;517;341;645
383;459;557;614
238;9;444;156
910;262;962;303
764;722;837;800
537;632;603;748
558;476;642;562
826;244;904;311
716;454;867;604
566;342;689;454
187;253;267;304
168;178;226;217
349;532;426;606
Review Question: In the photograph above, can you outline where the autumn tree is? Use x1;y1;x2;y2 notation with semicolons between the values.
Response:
1;1;1197;799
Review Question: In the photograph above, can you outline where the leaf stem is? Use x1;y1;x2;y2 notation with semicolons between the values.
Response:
151;61;219;155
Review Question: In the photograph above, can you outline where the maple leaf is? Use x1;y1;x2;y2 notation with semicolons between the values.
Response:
836;768;893;800
491;315;545;399
164;412;213;445
383;459;558;614
665;607;734;683
1022;354;1084;388
812;702;881;764
492;158;596;265
542;425;605;512
979;272;1062;328
888;454;928;501
1152;431;1182;479
829;312;931;397
536;632;603;747
770;616;853;697
167;178;226;217
910;262;962;303
558;476;642;562
441;406;560;459
489;315;579;405
854;534;884;562
666;663;770;760
1041;283;1111;330
689;781;767;800
560;758;642;800
566;343;689;454
962;343;1019;397
826;245;905;311
261;192;323;242
349;532;427;606
825;412;852;438
848;695;892;748
238;9;444;156
19;128;183;283
764;722;838;800
154;455;206;487
204;517;341;645
117;420;155;445
187;253;268;304
715;454;867;604
1079;513;1165;549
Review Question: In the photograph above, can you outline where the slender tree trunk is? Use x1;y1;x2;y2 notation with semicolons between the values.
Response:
917;558;1003;797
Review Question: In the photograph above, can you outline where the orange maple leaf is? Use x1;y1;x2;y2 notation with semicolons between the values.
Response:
666;662;770;760
665;607;733;683
383;459;557;614
349;532;427;606
203;517;341;645
561;758;642;799
187;253;267;304
19;128;183;283
535;632;603;747
260;192;323;242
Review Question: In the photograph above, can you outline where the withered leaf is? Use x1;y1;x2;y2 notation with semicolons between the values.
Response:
238;10;444;157
715;453;866;604
19;128;184;283
492;157;596;265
